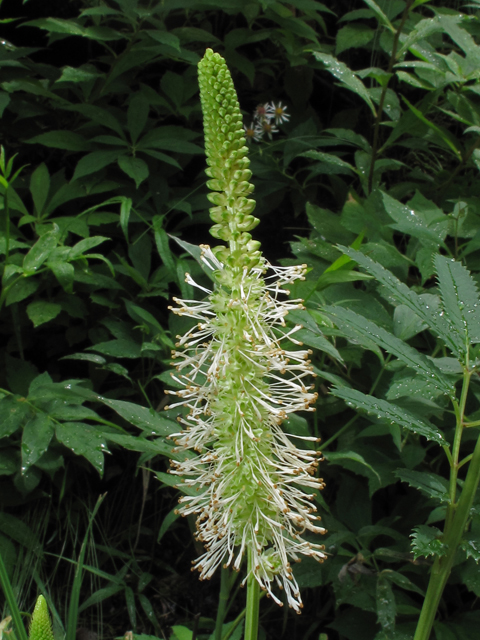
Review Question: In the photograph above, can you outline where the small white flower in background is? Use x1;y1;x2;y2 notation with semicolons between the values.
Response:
260;120;279;140
245;122;263;143
249;101;289;142
269;101;290;125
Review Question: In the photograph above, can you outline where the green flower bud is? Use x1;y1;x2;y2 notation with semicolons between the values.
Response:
29;596;54;640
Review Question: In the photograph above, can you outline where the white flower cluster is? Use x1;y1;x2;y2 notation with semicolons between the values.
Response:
244;101;290;142
165;245;326;613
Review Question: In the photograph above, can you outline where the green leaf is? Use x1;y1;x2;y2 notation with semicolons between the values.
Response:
0;396;32;437
153;219;176;274
23;17;85;35
127;94;149;145
410;524;447;560
65;387;177;437
5;277;39;306
61;353;106;365
105;434;174;458
460;533;480;563
56;65;104;84
0;451;17;476
171;626;193;640
137;126;203;154
26;131;90;151
120;197;132;241
69;236;109;260
30;163;50;216
157;507;181;543
145;30;181;51
325;450;381;483
313;52;377;117
331;386;446;445
21;414;55;469
299;150;356;175
395;469;450;503
48;260;75;293
117;155;149;188
402;95;462;160
26;301;62;327
434;254;480;348
87;338;141;358
23;225;60;275
295;328;343;362
362;0;395;31
338;247;464;356
382;191;448;247
55;422;108;476
72;150;122;181
376;576;396;632
324;306;454;396
0;512;43;554
336;24;375;55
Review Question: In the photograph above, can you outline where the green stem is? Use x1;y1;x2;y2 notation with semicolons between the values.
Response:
367;0;414;194
413;430;480;640
244;548;260;640
445;371;471;530
215;566;232;640
0;553;28;640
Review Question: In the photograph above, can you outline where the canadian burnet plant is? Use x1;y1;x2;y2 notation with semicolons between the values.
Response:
165;49;327;615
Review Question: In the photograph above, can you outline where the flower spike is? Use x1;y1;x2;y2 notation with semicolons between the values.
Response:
166;49;326;613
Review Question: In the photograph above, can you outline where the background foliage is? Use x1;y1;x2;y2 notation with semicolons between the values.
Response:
2;0;480;639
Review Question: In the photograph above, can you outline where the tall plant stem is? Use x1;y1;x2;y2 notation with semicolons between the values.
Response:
414;424;480;639
244;548;260;640
215;566;232;640
367;0;414;194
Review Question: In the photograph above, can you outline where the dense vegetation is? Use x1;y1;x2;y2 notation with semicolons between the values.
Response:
2;0;480;639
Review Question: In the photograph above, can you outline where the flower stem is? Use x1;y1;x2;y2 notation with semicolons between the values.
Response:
215;566;232;640
413;426;480;640
367;0;414;194
244;548;260;640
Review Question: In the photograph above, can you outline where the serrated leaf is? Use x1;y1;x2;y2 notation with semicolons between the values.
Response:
460;533;480;563
324;306;453;396
434;255;480;348
21;414;55;469
395;469;450;503
55;422;108;476
410;525;447;560
331;386;446;445
338;247;464;357
313;52;377;117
